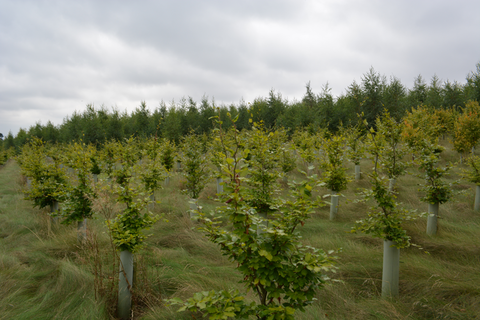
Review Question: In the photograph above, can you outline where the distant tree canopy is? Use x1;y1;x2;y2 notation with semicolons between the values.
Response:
8;62;480;148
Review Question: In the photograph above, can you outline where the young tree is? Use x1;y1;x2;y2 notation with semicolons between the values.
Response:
453;101;480;159
343;125;365;180
417;143;454;235
243;121;282;230
461;155;480;211
168;113;336;320
59;140;97;243
318;135;349;219
18;138;67;220
291;129;316;176
159;138;176;186
139;136;166;209
401;106;439;157
351;173;423;298
181;133;211;216
106;137;160;319
376;111;409;190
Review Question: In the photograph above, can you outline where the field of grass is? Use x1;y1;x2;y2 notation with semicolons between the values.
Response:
1;139;480;319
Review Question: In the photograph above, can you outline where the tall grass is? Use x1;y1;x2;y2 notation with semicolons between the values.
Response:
1;139;479;319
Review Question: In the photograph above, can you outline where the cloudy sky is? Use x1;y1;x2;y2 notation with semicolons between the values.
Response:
1;0;480;136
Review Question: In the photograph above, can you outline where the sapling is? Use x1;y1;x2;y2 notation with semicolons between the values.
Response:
318;135;349;220
351;173;424;298
243;121;282;232
453;101;480;162
279;143;297;184
210;134;227;194
461;155;480;211
375;111;409;191
181;133;211;217
106;137;160;320
59;140;97;243
344;125;365;180
139;136;166;210
168;112;336;320
159;138;176;186
99;140;118;188
401;106;439;158
275;128;297;184
90;155;102;183
18;138;67;224
417;142;455;235
292;129;316;176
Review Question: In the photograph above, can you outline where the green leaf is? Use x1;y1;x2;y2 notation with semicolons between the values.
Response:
259;249;273;261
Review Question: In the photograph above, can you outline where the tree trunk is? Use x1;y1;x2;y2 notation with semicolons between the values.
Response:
118;250;134;320
426;203;439;235
382;240;400;298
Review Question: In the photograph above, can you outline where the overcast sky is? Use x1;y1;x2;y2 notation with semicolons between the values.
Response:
1;0;480;136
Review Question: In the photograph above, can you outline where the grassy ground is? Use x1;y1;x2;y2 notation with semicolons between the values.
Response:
1;139;480;319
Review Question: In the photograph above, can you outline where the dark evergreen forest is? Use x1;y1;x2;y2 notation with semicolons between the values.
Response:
2;64;480;151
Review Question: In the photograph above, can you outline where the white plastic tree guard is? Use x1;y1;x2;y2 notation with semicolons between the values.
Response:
118;250;134;320
330;194;339;220
475;185;480;212
189;198;198;218
382;240;400;298
426;202;439;235
355;165;361;180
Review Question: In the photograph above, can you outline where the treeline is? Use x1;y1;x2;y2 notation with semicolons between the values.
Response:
2;64;480;151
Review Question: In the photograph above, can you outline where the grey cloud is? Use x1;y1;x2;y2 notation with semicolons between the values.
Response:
1;0;480;135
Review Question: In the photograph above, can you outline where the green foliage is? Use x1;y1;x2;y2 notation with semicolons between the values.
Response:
351;173;423;248
433;107;456;137
291;129;316;166
453;101;480;155
401;106;439;154
139;136;166;193
319;135;349;193
417;143;454;205
58;141;97;225
17;138;67;209
273;128;297;176
461;155;480;185
363;121;385;174
172;113;336;320
99;140;118;182
107;137;160;252
343;125;365;166
159;138;176;172
375;110;408;179
181;133;211;199
90;156;102;175
168;290;256;319
243;122;282;214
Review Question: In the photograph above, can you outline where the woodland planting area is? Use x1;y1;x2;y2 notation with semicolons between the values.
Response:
1;65;480;319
